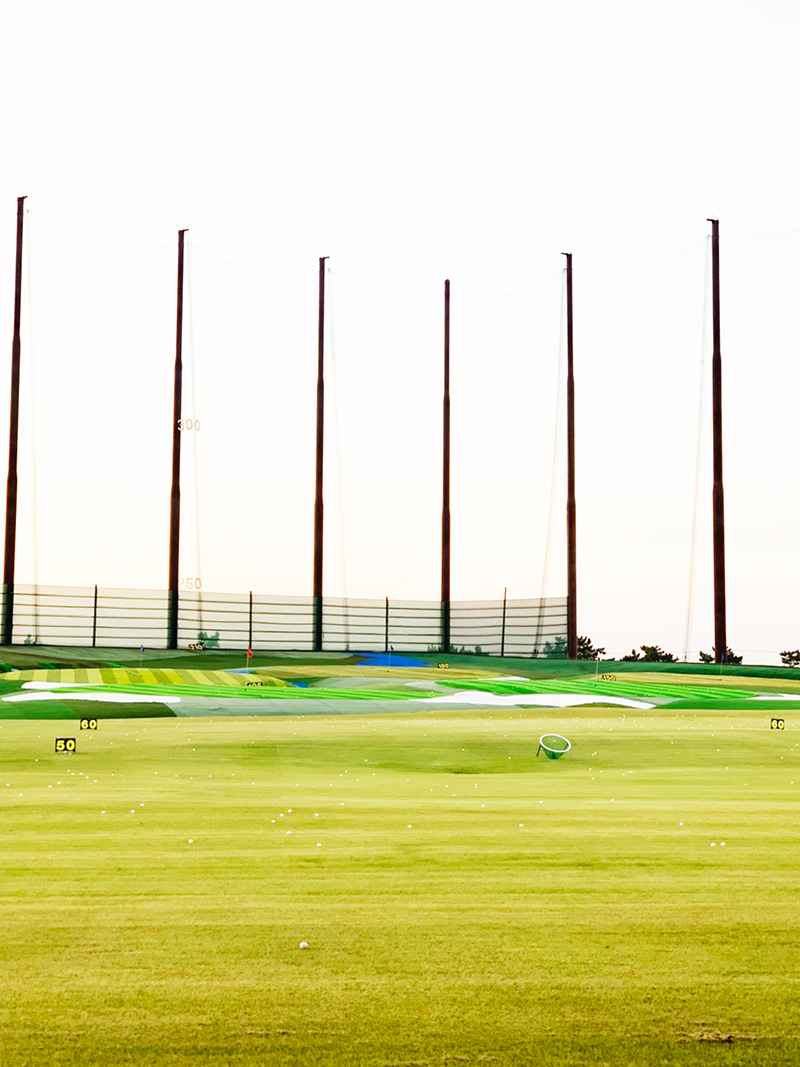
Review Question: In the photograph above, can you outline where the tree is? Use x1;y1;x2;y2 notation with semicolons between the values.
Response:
576;635;605;660
622;644;676;663
699;646;743;665
541;636;567;659
780;650;800;668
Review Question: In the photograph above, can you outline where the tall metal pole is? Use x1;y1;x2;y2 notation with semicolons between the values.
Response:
564;253;577;659
709;219;727;664
500;586;507;658
92;584;98;647
167;229;187;650
2;196;26;646
312;256;328;652
248;590;253;652
385;596;389;654
441;279;451;654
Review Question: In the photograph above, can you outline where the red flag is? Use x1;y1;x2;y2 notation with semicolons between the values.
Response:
246;647;253;659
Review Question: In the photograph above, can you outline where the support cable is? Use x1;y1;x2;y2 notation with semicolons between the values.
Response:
327;270;350;651
534;273;566;657
26;207;40;644
185;242;203;637
683;239;712;661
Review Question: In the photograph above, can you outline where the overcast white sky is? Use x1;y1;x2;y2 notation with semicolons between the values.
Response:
1;0;799;661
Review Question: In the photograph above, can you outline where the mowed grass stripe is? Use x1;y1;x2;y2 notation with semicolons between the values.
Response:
438;677;758;702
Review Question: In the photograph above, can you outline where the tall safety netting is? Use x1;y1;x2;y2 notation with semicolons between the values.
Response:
2;206;799;661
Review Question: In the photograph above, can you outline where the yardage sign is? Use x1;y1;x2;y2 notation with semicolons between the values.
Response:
188;642;204;652
55;738;76;753
438;663;450;669
80;718;98;730
601;674;617;682
770;717;785;730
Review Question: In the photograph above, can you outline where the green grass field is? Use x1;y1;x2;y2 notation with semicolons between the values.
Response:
2;685;799;1065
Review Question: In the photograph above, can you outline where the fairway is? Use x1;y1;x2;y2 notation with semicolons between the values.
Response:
2;702;799;1065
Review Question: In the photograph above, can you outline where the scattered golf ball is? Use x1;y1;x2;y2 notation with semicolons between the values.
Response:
710;842;716;847
407;824;412;828
299;941;308;949
316;842;322;847
519;823;524;828
188;839;193;844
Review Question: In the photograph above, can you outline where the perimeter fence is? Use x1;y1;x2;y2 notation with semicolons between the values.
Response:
5;584;567;657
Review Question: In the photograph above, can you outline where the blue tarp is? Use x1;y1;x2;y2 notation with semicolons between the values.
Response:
355;652;429;668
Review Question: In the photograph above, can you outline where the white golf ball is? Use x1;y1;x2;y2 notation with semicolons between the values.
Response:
188;839;194;844
299;941;308;949
316;842;322;847
710;842;716;847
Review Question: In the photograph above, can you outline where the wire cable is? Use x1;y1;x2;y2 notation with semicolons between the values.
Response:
683;238;712;662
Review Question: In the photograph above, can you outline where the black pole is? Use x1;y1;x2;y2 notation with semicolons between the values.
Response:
312;256;328;652
564;253;577;660
92;584;98;647
385;596;389;654
500;586;507;658
441;279;451;654
2;196;26;646
709;219;727;664
167;229;187;650
248;590;253;651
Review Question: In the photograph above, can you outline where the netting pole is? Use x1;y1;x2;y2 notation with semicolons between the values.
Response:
564;252;577;660
312;257;328;652
2;196;26;646
92;584;98;647
501;586;507;657
248;590;253;651
167;229;187;651
385;596;389;653
709;219;727;664
441;279;451;654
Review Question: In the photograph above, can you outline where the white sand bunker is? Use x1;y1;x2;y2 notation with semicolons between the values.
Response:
421;691;655;710
3;691;181;704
